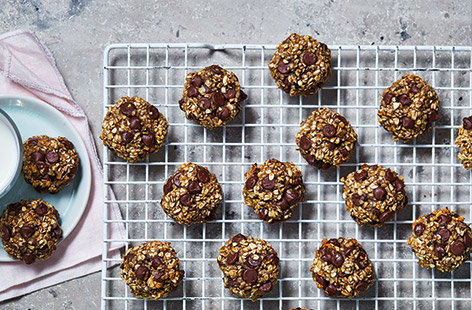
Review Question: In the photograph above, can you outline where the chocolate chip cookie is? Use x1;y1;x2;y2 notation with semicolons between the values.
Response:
217;234;279;301
22;135;79;194
0;199;62;264
378;74;440;142
243;159;305;223
455;115;472;169
407;209;472;272
296;108;357;169
100;96;168;162
120;240;184;300
179;65;247;129
311;238;375;298
160;163;223;226
341;164;408;227
269;33;332;96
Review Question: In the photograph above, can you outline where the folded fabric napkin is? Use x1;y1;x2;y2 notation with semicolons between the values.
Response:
0;29;125;301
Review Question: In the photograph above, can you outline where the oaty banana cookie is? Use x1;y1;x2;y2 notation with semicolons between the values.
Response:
100;96;168;162
407;209;472;272
341;164;408;227
269;33;332;96
161;163;223;226
120;241;184;300
243;159;305;223
296;108;357;169
378;74;440;142
22;135;79;194
179;65;247;129
455;115;472;169
217;234;280;301
311;238;375;298
0;199;62;264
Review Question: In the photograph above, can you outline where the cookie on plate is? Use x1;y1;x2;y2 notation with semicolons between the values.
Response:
407;209;472;272
243;158;305;223
378;74;440;142
100;96;168;162
22;135;79;194
311;238;375;298
0;199;62;264
160;163;222;226
268;33;332;96
296;108;357;169
120;240;184;300
179;65;247;129
341;164;408;227
217;234;279;301
455;115;472;169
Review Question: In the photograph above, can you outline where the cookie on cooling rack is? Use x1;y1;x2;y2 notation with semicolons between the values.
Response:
296;108;357;169
243;158;305;223
268;33;331;96
0;199;62;264
100;96;168;162
217;234;279;301
22;135;79;194
179;65;247;130
407;209;472;272
311;238;375;298
160;163;222;226
378;74;440;142
341;164;408;227
455;115;472;169
120;240;184;300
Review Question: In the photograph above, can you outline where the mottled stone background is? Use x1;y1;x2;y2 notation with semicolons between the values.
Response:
0;0;471;309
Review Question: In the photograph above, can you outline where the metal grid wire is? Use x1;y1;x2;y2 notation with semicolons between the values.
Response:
101;43;472;310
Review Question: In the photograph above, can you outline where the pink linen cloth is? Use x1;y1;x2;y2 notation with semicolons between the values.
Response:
0;29;125;301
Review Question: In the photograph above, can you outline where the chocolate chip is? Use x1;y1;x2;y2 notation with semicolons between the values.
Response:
326;284;340;296
429;110;439;122
46;151;60;163
463;233;472;248
277;60;290;74
354;170;368;182
343;246;355;257
258;209;268;220
352;194;364;206
153;271;164;282
247;255;261;268
197;167;211;183
379;211;392;222
437;228;451;243
243;269;258;283
207;65;222;74
121;132;133;143
276;197;289;210
284;189;300;205
315;274;327;289
218;106;231;120
28;138;38;146
35;203;48;216
129;117;141;130
385;170;397;182
31;151;45;163
463;117;472;130
23;253;36;264
245;176;258;190
163;179;173;195
179;193;192;206
339;147;349;157
261;176;276;190
191;76;203;87
438;214;451;226
327;142;336;150
203;84;213;93
224;88;236;99
54;227;63;238
266;253;279;265
411;84;421;94
398;94;412;106
322;124;336;138
259;282;273;292
187;86;198;97
136;266;149;280
20;226;35;239
321;252;332;263
331;252;344;267
373;186;387;201
355;281;369;293
142;134;155;146
302;52;317;65
434;244;445;258
1;226;11;241
148;105;160;119
402;116;414;129
240;91;248;101
355;255;368;268
227;279;239;287
199;97;211;109
226;252;238;265
393;178;405;192
450;240;465;255
212;92;225;107
152;256;163;268
188;181;202;194
383;92;394;104
299;135;312;151
120;102;136;115
232;234;246;243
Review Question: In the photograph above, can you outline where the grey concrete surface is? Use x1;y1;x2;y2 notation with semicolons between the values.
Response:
0;0;471;309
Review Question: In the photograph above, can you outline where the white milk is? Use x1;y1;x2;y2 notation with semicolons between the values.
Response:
0;114;20;192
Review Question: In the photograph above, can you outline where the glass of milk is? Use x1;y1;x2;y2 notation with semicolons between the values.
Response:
0;108;22;199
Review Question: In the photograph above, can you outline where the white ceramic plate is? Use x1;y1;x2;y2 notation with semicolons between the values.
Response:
0;95;91;261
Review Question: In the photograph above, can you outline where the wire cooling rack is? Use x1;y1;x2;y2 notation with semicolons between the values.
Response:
101;43;472;310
